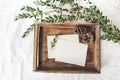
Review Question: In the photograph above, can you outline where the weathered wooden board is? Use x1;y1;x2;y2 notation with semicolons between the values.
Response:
33;23;100;73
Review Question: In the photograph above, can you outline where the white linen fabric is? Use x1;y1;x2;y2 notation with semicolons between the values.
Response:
0;0;120;80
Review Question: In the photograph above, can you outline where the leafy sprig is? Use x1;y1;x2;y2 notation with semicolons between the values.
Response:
22;24;35;38
51;35;58;48
15;0;120;44
15;6;43;21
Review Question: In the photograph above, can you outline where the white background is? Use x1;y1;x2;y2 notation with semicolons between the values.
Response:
0;0;120;80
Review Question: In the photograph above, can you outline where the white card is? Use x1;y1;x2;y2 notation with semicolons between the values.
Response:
47;34;79;58
55;39;88;66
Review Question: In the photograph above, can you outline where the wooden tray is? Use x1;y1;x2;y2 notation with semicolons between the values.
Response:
33;23;100;73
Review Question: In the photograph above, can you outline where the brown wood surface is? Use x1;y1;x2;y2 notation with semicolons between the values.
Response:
33;23;100;73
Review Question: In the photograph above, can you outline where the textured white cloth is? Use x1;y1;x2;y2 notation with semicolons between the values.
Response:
0;0;120;80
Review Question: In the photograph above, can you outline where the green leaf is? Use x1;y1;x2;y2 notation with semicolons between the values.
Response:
89;2;92;4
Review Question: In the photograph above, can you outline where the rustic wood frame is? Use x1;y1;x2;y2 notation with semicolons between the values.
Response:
33;23;100;73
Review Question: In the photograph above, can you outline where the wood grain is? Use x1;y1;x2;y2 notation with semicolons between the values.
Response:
33;23;100;73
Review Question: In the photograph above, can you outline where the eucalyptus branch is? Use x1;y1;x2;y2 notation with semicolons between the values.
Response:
34;0;75;6
15;0;120;44
15;6;43;21
63;2;120;43
15;13;33;21
22;24;35;38
81;5;120;43
51;35;58;48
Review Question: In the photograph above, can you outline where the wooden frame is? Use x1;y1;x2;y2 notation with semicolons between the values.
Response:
33;23;100;73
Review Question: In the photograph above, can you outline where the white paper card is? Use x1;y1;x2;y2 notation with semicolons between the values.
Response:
55;39;88;66
47;34;79;58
